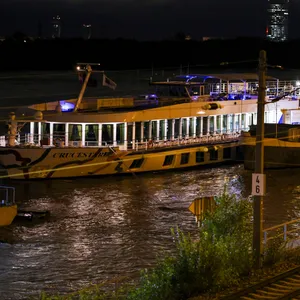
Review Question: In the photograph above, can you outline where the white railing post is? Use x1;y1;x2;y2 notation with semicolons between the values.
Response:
49;123;54;146
284;224;287;241
29;122;34;144
264;218;300;245
263;231;267;244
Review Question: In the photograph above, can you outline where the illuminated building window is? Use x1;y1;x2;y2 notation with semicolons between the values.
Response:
267;0;289;42
52;15;61;39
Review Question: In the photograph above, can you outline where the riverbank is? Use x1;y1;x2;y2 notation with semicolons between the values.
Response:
37;190;300;300
191;250;300;300
38;251;300;300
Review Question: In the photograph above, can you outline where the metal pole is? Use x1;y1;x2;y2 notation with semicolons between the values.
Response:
275;79;279;138
74;65;92;112
253;50;266;268
275;102;278;138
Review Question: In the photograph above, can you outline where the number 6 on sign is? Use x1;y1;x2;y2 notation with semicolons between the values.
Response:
252;173;266;196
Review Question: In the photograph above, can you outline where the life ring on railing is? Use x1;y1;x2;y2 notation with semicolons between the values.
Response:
148;139;153;148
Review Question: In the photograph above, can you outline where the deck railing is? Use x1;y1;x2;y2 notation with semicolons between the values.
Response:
0;132;241;150
206;80;300;98
134;133;240;151
0;186;15;206
263;218;300;245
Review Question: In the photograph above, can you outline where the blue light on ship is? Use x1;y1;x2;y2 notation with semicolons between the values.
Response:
60;101;75;112
145;94;158;99
186;76;197;82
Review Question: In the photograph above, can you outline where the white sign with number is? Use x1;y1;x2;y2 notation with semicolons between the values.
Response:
252;173;266;196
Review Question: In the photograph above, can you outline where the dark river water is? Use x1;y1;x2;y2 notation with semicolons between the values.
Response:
0;69;300;299
1;166;300;299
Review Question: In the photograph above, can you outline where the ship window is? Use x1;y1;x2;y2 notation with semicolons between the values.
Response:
223;147;231;159
180;153;190;165
163;155;174;166
209;149;218;161
196;151;204;163
130;158;144;169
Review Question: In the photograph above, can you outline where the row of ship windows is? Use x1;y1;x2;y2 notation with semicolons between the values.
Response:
128;148;232;169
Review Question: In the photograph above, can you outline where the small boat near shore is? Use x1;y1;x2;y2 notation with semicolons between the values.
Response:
0;186;17;226
0;64;299;179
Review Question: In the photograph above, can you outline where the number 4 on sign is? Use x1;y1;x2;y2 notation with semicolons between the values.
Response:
252;173;266;196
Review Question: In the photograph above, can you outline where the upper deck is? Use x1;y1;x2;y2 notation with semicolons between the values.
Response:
150;73;294;101
2;72;300;150
27;72;300;120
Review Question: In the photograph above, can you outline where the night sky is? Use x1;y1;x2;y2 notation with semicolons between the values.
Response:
0;0;299;40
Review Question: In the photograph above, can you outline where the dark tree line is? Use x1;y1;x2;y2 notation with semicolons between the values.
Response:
0;37;299;71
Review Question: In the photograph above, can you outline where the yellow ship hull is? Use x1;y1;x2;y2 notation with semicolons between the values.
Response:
0;141;240;179
0;205;17;226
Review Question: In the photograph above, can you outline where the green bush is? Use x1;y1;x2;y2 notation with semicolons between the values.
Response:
263;237;287;266
36;278;132;300
127;188;254;300
127;257;176;300
203;189;254;282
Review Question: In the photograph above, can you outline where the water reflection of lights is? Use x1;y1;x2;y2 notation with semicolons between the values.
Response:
292;185;300;194
72;190;93;216
67;190;95;259
150;170;245;209
67;188;128;259
69;236;92;260
290;185;300;219
9;165;298;298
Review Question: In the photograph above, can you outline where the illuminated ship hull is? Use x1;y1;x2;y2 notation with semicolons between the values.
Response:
0;141;239;179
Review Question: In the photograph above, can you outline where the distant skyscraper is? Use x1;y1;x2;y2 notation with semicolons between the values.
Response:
52;15;61;39
83;24;92;40
267;0;289;42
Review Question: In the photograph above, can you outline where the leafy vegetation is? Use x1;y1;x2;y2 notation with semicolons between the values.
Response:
38;188;288;300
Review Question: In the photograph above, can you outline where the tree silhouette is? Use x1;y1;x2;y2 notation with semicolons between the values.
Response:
174;32;186;41
12;31;28;42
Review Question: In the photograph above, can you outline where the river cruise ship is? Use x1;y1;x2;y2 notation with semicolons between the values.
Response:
0;65;299;179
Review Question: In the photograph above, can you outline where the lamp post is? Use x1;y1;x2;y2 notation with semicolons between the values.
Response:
252;50;267;269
